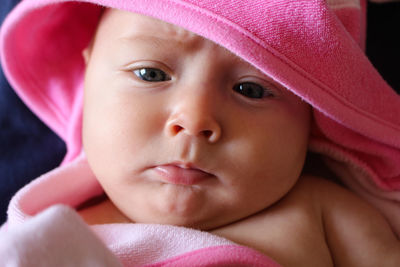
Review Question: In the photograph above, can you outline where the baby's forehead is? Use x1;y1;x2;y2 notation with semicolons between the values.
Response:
101;9;202;46
97;8;253;69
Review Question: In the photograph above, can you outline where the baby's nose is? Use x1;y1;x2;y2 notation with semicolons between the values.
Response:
164;95;222;143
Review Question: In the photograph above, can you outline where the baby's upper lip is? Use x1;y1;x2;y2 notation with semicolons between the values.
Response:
169;161;204;170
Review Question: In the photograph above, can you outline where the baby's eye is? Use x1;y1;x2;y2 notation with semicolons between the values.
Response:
133;68;171;82
233;82;273;99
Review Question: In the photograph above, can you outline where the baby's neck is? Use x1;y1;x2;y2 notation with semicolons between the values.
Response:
78;197;131;225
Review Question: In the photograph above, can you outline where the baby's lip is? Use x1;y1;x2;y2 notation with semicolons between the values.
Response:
153;162;215;185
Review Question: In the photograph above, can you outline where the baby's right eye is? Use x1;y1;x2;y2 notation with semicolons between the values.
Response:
133;68;171;82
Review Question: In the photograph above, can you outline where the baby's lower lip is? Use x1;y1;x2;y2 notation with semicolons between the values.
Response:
154;165;214;185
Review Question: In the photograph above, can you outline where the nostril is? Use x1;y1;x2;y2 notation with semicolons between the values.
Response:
203;130;213;139
166;118;221;142
172;125;184;134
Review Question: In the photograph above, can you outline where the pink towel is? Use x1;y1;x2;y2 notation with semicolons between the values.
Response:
1;0;399;240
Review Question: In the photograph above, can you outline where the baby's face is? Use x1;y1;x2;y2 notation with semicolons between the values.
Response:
82;9;311;229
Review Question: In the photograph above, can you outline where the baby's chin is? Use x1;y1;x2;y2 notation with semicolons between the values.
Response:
119;201;248;231
122;209;229;231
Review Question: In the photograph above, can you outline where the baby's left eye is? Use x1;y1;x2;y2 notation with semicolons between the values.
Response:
233;82;273;99
133;68;171;82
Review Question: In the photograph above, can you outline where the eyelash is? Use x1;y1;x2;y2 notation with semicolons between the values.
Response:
133;68;171;82
132;67;276;99
232;82;275;99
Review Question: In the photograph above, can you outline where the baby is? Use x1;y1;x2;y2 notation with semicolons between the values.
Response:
1;0;400;266
77;8;399;266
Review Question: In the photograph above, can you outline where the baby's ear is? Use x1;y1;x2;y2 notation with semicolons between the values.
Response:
82;47;91;65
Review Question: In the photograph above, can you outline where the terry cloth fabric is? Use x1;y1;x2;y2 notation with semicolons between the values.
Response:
1;157;281;267
1;0;400;241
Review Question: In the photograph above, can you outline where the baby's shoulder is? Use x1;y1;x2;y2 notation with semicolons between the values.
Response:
214;176;400;266
299;175;400;267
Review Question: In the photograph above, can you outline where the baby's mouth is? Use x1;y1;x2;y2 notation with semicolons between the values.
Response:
153;163;215;185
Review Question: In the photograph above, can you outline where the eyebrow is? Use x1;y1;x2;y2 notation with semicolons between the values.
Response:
119;30;203;49
118;35;171;49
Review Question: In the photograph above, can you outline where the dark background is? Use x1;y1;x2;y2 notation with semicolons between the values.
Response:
366;1;400;94
0;1;399;224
